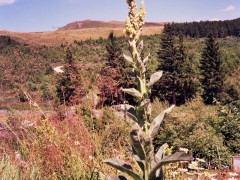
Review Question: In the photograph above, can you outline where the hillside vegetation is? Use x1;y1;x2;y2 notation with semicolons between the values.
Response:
0;16;240;179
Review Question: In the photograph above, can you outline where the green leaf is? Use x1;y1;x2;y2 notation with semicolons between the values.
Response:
123;53;134;65
103;158;143;180
150;143;168;179
132;147;145;172
126;112;139;123
120;104;138;123
122;88;142;99
146;71;163;87
143;53;150;64
130;123;153;160
149;152;193;180
149;168;164;180
151;143;168;167
120;104;135;114
149;105;175;139
107;175;128;180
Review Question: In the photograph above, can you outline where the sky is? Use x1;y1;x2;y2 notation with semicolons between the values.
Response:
0;0;240;32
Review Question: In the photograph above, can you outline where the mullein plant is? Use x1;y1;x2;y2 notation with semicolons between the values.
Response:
103;0;193;180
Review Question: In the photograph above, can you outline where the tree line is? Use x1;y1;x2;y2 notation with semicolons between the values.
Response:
171;17;240;38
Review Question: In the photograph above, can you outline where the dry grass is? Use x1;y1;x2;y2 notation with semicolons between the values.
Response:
0;26;163;47
0;101;133;179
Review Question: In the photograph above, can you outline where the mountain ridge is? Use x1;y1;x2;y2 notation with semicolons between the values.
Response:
57;19;165;31
0;20;164;46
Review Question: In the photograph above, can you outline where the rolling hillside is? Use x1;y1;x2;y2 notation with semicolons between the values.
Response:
0;20;164;46
58;19;165;30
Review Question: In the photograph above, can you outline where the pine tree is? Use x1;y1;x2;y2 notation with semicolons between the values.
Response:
152;24;182;105
55;47;85;106
176;32;197;103
200;33;225;104
152;26;196;105
99;31;135;106
152;23;176;104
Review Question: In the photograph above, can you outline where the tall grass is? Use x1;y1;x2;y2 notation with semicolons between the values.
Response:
0;94;132;179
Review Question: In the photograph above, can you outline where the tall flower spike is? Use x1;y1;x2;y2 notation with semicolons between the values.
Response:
139;1;146;21
104;1;193;179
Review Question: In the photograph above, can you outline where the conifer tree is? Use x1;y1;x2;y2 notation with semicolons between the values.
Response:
152;26;196;105
152;23;177;104
55;47;85;106
177;32;197;103
200;33;225;104
99;31;135;105
152;24;181;104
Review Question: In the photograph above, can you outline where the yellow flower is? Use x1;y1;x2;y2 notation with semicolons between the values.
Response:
204;171;211;177
165;146;173;155
139;1;146;19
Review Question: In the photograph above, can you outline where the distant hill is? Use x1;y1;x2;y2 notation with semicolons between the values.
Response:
57;19;165;31
0;20;164;46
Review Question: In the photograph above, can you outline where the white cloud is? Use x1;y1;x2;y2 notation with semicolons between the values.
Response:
222;5;235;12
196;18;222;22
0;0;17;6
210;18;222;21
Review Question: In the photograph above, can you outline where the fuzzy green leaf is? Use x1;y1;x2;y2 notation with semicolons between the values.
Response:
149;105;175;139
122;88;142;99
126;112;139;123
137;40;143;54
120;104;135;114
103;158;143;180
132;147;145;172
151;143;168;167
149;152;193;180
119;104;138;123
123;53;134;65
146;71;163;87
130;123;153;160
143;53;150;64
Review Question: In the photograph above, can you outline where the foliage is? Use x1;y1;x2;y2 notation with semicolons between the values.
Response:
0;36;19;49
172;17;240;38
200;33;225;104
176;33;197;103
1;31;240;110
152;23;177;104
0;111;97;179
153;96;233;168
152;25;196;105
98;31;135;106
1;9;240;180
208;104;240;155
55;47;86;106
